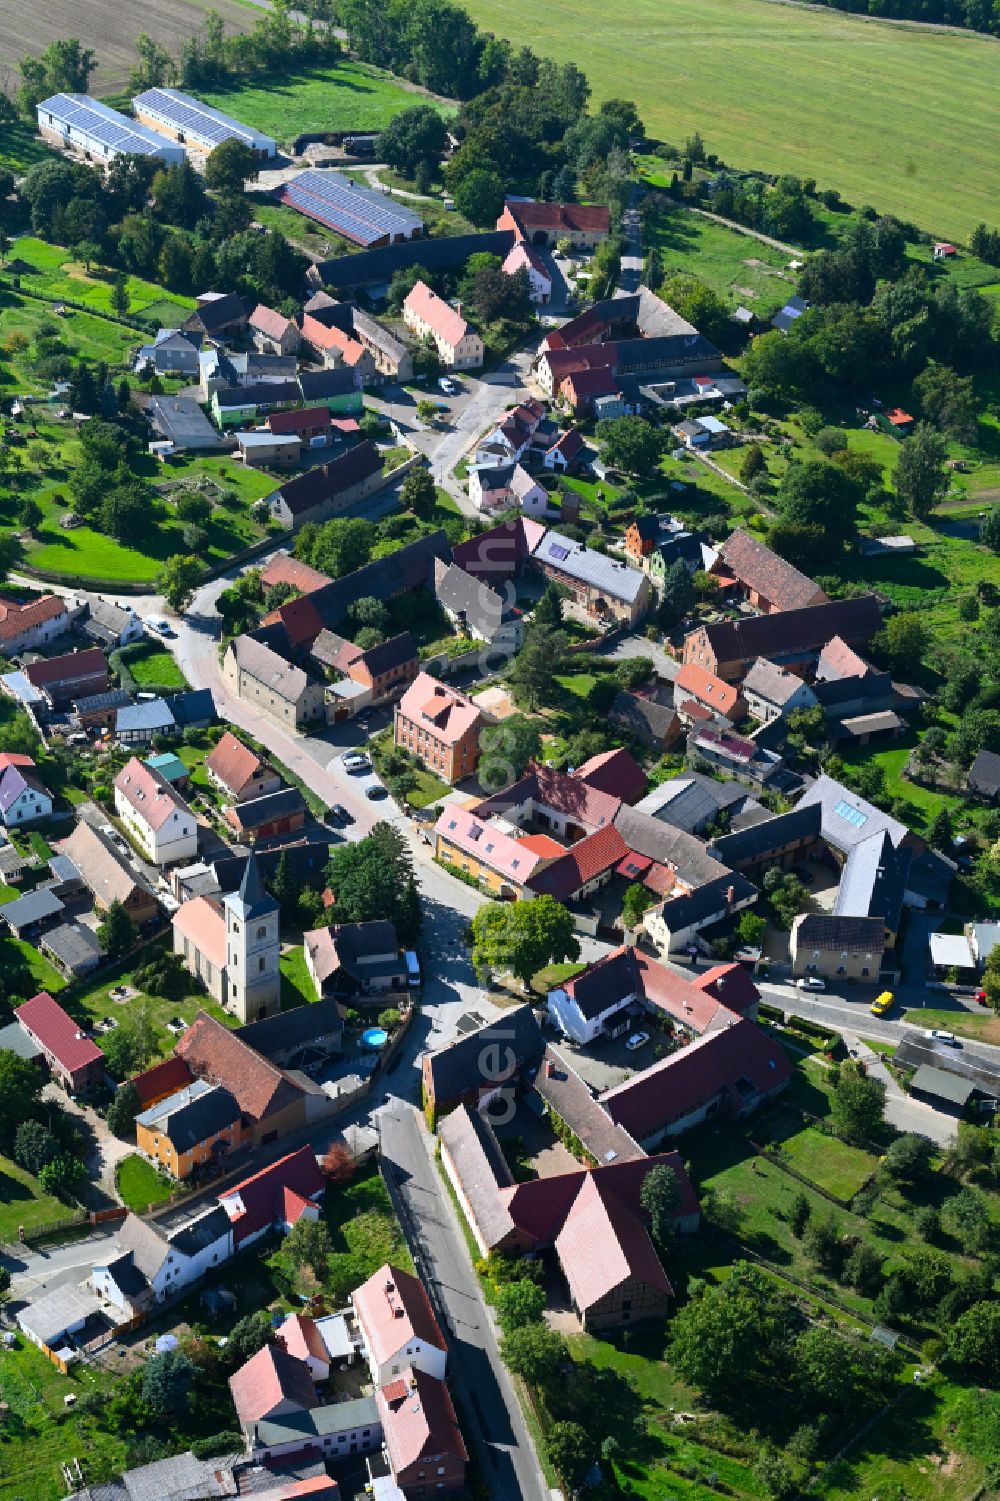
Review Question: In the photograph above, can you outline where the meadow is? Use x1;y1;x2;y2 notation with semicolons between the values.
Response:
8;238;194;325
199;61;456;146
460;0;1000;239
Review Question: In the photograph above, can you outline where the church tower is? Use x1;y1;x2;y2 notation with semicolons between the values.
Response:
223;854;280;1024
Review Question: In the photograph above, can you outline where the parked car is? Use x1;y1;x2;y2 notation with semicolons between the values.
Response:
870;990;894;1017
330;803;352;825
342;752;370;773
365;782;387;800
796;976;826;992
625;1031;650;1051
438;376;459;395
146;617;175;638
927;1029;959;1046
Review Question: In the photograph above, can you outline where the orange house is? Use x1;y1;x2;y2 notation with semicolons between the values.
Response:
134;1079;244;1180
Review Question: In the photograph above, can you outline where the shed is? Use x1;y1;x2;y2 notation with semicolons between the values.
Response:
928;932;976;973
909;1064;976;1112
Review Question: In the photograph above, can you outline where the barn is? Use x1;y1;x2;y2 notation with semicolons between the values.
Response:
132;88;276;159
36;94;185;166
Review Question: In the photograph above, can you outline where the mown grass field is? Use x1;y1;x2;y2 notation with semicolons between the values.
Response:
200;61;455;145
280;945;318;1010
642;196;794;317
460;0;1000;238
8;237;194;324
125;643;189;690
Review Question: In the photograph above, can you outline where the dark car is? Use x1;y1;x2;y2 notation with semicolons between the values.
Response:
330;803;352;824
365;783;387;800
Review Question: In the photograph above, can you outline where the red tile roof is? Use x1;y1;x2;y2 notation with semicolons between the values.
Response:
717;530;827;613
675;662;743;718
206;731;266;798
601;1018;791;1139
576;747;647;803
403;280;470;350
352;1264;445;1368
260;555;332;595
301;313;366;364
377;1367;467;1476
260;594;325;648
24;647;106;689
268;405;332;436
502;199;610;237
229;1343;316;1426
14;992;103;1074
176;1011;303;1122
114;757;192;832
171;895;226;970
0;752;36;770
278;1313;329;1367
555;1171;672;1311
527;823;629;899
251;304;295;340
397;674;482;747
547;426;585;461
499;1150;699;1245
0;593;66;643
131;1055;192;1107
219;1146;325;1246
692;963;761;1017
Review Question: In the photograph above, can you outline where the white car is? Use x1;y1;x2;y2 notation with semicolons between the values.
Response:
438;376;459;395
146;617;175;638
341;752;370;773
926;1029;959;1046
796;976;826;991
625;1031;650;1052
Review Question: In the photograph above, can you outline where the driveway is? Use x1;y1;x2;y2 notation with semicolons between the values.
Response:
847;1038;957;1146
378;1105;551;1501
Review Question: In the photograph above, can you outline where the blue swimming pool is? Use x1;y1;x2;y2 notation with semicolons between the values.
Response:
362;1027;388;1049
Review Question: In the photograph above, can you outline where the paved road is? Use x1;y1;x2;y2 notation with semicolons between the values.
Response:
379;1105;550;1501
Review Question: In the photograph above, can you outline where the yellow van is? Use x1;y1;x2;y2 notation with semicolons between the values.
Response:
870;991;894;1016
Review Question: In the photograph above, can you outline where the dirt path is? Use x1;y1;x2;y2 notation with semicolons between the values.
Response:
668;200;803;257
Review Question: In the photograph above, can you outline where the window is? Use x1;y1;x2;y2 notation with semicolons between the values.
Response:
257;925;267;939
259;957;266;972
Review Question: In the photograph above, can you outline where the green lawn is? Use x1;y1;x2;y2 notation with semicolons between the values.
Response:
9;237;194;323
756;1115;878;1202
901;1006;1000;1045
199;61;456;145
68;936;236;1056
124;644;189;691
115;1154;174;1213
641;195;794;315
463;0;999;238
0;1154;75;1242
530;961;586;995
403;766;452;808
280;945;318;1009
11;937;66;997
0;1338;126;1500
0;288;138;394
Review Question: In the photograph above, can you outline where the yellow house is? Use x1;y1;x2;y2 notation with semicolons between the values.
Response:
134;1079;244;1181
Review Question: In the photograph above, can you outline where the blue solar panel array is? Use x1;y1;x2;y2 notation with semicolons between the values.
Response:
282;170;422;248
40;94;174;158
133;88;269;150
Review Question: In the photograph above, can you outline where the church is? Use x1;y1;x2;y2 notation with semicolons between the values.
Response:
171;855;281;1024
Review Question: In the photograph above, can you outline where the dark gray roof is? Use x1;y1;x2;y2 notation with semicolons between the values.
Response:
138;1083;241;1152
424;1003;543;1107
74;688;133;715
116;700;175;733
41;921;102;971
206;840;332;890
101;1252;149;1300
835;830;910;928
693;595;882;666
610;690;677;745
274;440;382;518
435;562;511;639
438;1103;516;1250
235;852;273;920
236;996;344;1059
297;366;360;401
170;1204;232;1257
793;913;885;951
909;1064;976;1106
307;531;452;629
185;292;247;332
313;231;516;290
84;599;138;645
652;870;756;931
166;689;216;726
2;886;64;931
709;803;821;868
146;396;226;451
354;631;418;677
252;1395;379;1447
904;848;957;905
0;1019;43;1060
613;803;724;887
969;749;1000;795
230;787;307;830
214;381;299;408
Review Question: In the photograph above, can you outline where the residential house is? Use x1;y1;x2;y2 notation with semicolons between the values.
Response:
451;515;546;584
969;749;1000;801
25;648;109;709
542;427;585;472
136;1077;243;1179
675;415;732;450
300;314;376;383
742;658;819;724
376;1367;467;1499
555;1170;673;1330
175;1010;315;1148
40;922;102;979
314;631;419;722
210;381;301;429
245;1394;381;1464
267;406;333;446
224;786;307;842
510;465;550;517
600;1015;791;1146
0;593;68;656
394;674;485;785
296;366;364;414
219;1146;325;1250
352;1263;447;1386
304;920;405;1000
432;803;558;897
235;431;302;468
165;688;216;733
133;327;201;378
683;595;883;682
172;855;281;1024
73;688;132;732
81;599;145;651
250;304;301;356
0;761;53;827
115;698;177;746
643;870;758;953
714;530;828;614
789;913;887;982
648;529;707;587
421;1003;543;1119
269;441;384;531
183;292;249;341
547;948;762;1044
536;333;723;401
674;662;745;725
497;198;610;250
278;1314;331;1383
468;461;518;514
206;731;282;804
433;560;523;653
557;367;622;418
687;724;786;790
231;1343;318;1430
62;820;160;925
531;530;651;627
402;281;483;369
610;689;681;750
222;637;326;729
92;1206;232;1317
114;757;198;866
301;296;415;383
502;240;551;302
475;400;546;467
14;991;104;1093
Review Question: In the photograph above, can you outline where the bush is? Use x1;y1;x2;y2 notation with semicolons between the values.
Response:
191;1432;244;1460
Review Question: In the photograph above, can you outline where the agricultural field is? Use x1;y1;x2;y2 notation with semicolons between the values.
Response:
461;0;999;239
0;0;252;96
199;61;456;147
7;238;194;325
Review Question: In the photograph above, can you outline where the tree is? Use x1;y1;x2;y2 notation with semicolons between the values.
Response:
500;1324;567;1388
295;516;375;578
495;1279;546;1334
639;1163;681;1246
894;423;948;520
805;1213;845;1276
533;582;566;628
595;415;662;474
325;823;420;943
507;623;566;710
980;509;1000;553
109;273;131;319
873;612;929;676
0;1054;42;1150
740;444;766;485
621;881;653;931
39;1153;85;1197
176;491;213;527
776;459;860;549
453;168;505;227
884;1132;934;1182
224;1310;273;1369
794;1325;855;1410
830;1061;885;1144
400;466;437;520
479;716;542;789
16;497;43;533
669;1263;785;1397
659;558;697;627
322;1142;355;1185
941;1187;991;1253
737;911;766;948
547;1422;594;1490
0;533;21;583
752;1446;796;1501
844;1240;884;1295
380;106;448;177
106;1081;141;1138
470;896;580;987
204;138;256;196
659;272;731;345
913;364;979;442
946;1301;1000;1381
102;1015;157;1081
156;554;203;613
142;1349;195;1417
789;1191;811;1238
283;1216;334;1282
97;899;136;960
14;1120;59;1177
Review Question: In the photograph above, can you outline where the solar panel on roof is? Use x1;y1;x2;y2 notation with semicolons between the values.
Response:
833;799;867;828
43;94;172;157
549;544;570;561
282;171;421;247
135;88;265;149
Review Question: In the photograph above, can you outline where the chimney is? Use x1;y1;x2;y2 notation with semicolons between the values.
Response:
725;885;735;911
